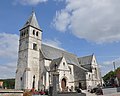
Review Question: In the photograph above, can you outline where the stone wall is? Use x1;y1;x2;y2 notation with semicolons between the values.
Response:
0;89;23;96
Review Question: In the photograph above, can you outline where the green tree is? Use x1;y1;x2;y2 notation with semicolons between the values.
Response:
103;71;115;82
103;67;120;82
0;78;15;89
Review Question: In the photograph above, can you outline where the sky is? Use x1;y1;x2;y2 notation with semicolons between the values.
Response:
0;0;120;79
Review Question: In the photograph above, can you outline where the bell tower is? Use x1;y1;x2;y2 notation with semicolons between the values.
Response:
15;11;42;90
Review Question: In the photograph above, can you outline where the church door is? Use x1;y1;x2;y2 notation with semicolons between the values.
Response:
61;78;66;91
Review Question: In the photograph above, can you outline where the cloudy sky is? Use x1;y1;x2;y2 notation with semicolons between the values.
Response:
0;0;120;79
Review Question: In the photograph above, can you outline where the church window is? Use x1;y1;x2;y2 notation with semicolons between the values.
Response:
21;32;23;36
95;68;97;78
89;74;91;79
33;43;37;50
63;62;65;66
20;77;22;81
69;66;72;74
33;30;35;35
23;32;25;36
36;31;38;36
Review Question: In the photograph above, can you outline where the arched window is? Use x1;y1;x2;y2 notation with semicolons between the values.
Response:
33;30;35;35
63;62;65;66
20;77;22;81
21;32;24;36
95;68;97;78
89;74;91;79
36;31;38;36
69;66;72;74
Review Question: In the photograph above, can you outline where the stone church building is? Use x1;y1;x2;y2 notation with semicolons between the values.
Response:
15;11;102;91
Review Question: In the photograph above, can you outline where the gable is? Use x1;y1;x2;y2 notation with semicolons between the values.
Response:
91;55;97;65
58;57;69;71
50;57;62;70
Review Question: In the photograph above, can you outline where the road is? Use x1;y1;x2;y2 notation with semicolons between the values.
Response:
82;90;120;96
82;90;96;96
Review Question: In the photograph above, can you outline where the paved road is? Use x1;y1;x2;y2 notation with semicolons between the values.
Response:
82;90;96;96
82;90;120;96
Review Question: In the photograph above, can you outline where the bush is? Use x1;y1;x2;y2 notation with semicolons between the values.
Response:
23;91;32;96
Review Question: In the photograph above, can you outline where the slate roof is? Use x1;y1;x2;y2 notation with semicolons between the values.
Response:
22;11;41;30
78;55;93;72
78;55;93;65
41;44;80;67
50;57;63;70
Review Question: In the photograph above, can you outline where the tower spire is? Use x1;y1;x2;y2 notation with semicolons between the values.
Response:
21;11;42;31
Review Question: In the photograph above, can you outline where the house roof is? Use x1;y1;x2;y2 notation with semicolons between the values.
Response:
41;44;80;67
21;11;41;30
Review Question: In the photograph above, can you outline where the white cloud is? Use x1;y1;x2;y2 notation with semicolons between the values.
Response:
15;0;47;5
0;33;19;79
0;62;17;79
53;10;70;32
53;0;120;44
103;58;120;65
0;33;19;60
43;38;64;50
101;57;120;76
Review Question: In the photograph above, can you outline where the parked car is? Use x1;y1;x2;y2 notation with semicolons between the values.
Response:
95;87;103;95
90;87;98;93
76;88;81;93
89;86;103;95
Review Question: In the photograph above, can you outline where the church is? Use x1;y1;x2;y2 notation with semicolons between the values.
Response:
15;11;102;91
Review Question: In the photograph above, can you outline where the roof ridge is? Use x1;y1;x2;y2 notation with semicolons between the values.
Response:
78;54;93;58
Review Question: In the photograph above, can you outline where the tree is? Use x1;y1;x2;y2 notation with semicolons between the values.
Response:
103;71;114;82
103;67;120;83
0;78;15;89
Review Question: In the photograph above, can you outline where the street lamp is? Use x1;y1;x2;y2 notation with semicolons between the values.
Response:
113;62;116;72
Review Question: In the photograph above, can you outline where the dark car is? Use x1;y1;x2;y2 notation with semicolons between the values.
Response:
90;87;103;95
95;87;103;95
76;88;81;93
90;87;98;93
